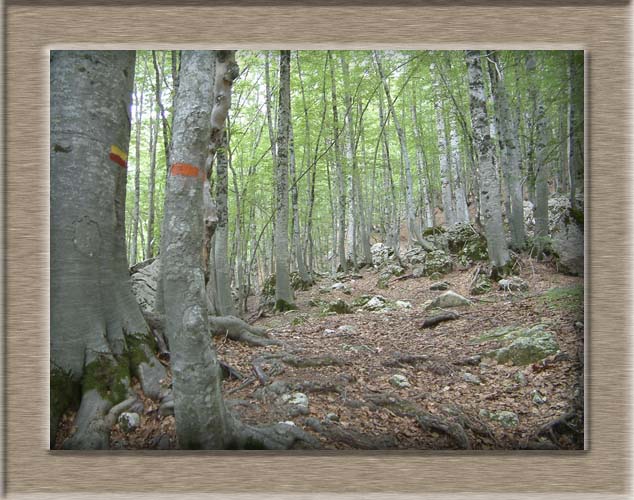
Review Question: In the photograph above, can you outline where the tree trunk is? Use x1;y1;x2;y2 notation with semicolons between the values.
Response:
145;103;158;259
152;50;171;174
487;52;526;250
130;70;146;265
449;114;470;223
51;50;165;449
274;50;295;310
568;51;577;209
160;51;231;448
431;63;455;227
329;51;348;273
410;92;433;229
213;132;237;316
465;50;510;272
374;51;420;245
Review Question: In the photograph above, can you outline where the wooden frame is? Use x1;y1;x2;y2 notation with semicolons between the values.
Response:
3;1;630;497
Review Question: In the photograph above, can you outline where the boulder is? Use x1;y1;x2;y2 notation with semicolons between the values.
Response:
551;208;584;276
489;410;519;428
130;258;160;314
412;267;426;279
478;324;560;365
280;392;309;416
421;249;453;277
427;291;472;309
371;242;395;267
462;372;481;385
446;222;488;263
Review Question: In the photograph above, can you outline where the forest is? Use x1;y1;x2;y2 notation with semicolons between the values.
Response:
51;49;584;450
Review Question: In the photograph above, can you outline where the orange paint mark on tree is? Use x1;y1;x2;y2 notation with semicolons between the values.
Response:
171;163;202;178
109;145;128;168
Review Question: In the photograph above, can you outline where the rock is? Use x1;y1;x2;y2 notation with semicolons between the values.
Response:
412;266;426;278
404;247;426;265
382;263;405;277
389;374;411;388
470;276;492;295
159;400;174;417
324;328;336;335
514;370;528;386
331;282;346;291
531;390;547;405
430;281;450;291
279;420;296;426
395;300;412;309
130;258;160;314
156;434;171;450
352;295;372;307
446;222;488;263
118;412;140;433
268;380;291;396
463;372;481;385
304;417;322;432
422;249;453;276
364;295;387;311
427;291;472;309
498;276;529;292
325;412;340;422
281;392;309;416
454;354;481;366
479;324;560;365
371;242;395;267
551;213;584;276
337;325;356;334
489;410;519;428
324;299;352;314
318;287;331;294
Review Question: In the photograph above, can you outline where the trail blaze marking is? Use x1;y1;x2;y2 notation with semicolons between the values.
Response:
109;145;128;168
171;163;202;178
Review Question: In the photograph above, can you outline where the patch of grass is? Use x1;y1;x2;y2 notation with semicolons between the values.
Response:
540;284;583;314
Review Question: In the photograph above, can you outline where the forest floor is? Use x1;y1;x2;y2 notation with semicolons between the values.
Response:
70;257;584;451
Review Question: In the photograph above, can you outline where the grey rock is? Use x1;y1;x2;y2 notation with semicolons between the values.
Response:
130;258;161;314
531;390;547;405
118;412;140;433
364;295;387;311
463;372;481;385
389;374;411;388
430;281;450;291
480;324;560;366
304;417;323;432
395;300;412;309
498;276;529;292
427;291;472;309
324;299;352;314
325;412;340;422
413;267;426;278
490;410;519;428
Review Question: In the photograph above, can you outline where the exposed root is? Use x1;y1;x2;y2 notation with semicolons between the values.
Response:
209;315;284;347
420;312;460;329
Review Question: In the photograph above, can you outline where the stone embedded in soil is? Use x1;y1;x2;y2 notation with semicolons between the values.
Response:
430;281;450;291
427;291;472;309
364;295;388;311
389;374;411;388
118;412;140;433
489;410;519;428
463;372;481;385
531;390;547;405
337;325;357;334
326;412;340;422
324;328;337;335
413;267;426;278
479;324;560;365
395;300;412;309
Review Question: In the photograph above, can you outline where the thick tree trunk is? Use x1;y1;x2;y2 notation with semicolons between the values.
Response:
449;114;470;223
51;50;165;449
152;51;171;174
410;94;433;229
568;51;577;209
274;50;295;310
160;51;231;448
465;50;510;271
130;73;145;265
488;53;525;249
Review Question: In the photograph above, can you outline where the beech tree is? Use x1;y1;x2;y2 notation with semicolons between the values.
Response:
50;50;165;449
465;50;510;271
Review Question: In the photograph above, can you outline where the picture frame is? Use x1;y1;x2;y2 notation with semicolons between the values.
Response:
2;0;630;497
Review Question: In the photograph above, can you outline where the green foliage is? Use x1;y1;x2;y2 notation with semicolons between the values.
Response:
540;285;583;314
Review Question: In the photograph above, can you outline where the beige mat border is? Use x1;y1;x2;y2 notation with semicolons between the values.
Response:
4;2;631;498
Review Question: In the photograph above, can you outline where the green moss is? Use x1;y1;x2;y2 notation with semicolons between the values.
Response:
569;206;584;226
50;366;81;425
423;226;445;237
83;353;129;404
125;331;153;367
275;299;297;312
540;285;583;314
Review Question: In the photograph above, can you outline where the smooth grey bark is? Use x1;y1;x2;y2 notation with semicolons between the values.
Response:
160;50;231;448
465;50;510;271
213;133;237;316
430;63;455;227
328;51;347;273
51;50;165;449
356;101;374;265
374;51;420;245
289;117;312;285
274;50;295;309
449;114;470;223
487;52;525;249
378;92;399;253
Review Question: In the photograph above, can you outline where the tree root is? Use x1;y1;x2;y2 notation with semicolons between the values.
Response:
227;418;319;450
209;315;284;347
420;311;460;329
